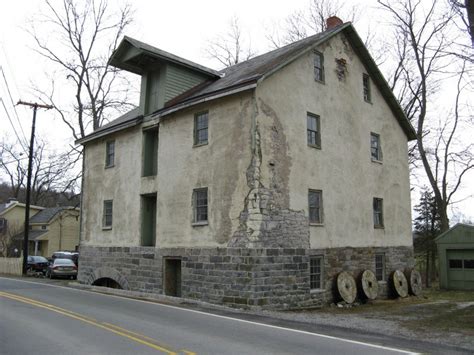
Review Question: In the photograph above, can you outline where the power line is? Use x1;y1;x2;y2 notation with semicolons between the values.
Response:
0;65;27;143
0;97;29;153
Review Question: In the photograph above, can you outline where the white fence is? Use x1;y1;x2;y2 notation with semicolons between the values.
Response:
0;257;22;275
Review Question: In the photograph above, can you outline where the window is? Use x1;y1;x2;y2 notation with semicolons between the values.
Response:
193;188;208;224
143;128;158;177
363;74;371;102
307;113;321;148
41;225;47;230
373;198;384;228
375;253;385;281
314;51;324;82
105;140;115;168
0;218;6;233
103;200;113;228
449;259;463;269
310;256;323;289
194;112;208;146
308;190;323;224
370;133;382;161
464;260;474;269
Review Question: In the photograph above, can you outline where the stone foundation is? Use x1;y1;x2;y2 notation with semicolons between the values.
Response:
78;245;414;309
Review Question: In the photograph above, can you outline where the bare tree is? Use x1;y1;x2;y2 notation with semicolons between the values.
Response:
205;16;256;68
379;0;474;232
267;0;360;48
29;0;135;140
0;220;23;257
450;0;474;46
0;139;78;206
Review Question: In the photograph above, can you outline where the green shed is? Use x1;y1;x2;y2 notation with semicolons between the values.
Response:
435;223;474;290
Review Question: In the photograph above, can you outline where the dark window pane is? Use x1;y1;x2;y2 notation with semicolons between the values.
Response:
308;190;322;223
363;74;371;102
307;114;320;147
373;198;383;227
194;112;209;145
449;259;463;268
194;188;208;223
314;52;324;82
106;141;115;167
464;260;474;269
375;254;385;281
310;257;323;289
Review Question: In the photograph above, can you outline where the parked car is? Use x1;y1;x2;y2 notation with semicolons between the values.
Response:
51;251;79;266
27;256;49;274
46;258;78;279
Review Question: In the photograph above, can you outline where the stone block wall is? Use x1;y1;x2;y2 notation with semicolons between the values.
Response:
78;245;414;309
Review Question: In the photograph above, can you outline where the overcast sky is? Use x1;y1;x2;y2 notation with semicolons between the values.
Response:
0;0;472;220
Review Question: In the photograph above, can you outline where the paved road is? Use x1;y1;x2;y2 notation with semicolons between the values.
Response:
0;277;420;354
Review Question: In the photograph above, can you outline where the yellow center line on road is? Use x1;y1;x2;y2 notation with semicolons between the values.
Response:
0;291;185;355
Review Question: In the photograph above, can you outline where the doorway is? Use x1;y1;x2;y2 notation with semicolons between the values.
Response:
164;258;182;297
141;194;157;247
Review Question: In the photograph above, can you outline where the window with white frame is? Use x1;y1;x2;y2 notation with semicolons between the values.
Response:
314;51;324;82
371;133;382;161
194;111;208;146
375;253;385;281
310;256;324;289
307;113;321;148
308;190;323;224
373;198;384;228
363;73;371;102
105;140;115;168
103;200;113;228
193;188;208;224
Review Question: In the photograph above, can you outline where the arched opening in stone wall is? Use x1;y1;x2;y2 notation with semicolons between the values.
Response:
92;277;122;289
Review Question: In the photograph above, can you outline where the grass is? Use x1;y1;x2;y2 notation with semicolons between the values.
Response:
310;286;474;335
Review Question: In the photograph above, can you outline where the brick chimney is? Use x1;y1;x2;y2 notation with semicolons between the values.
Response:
326;16;343;30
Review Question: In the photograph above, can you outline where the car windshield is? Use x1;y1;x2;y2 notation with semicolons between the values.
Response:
54;259;75;265
33;256;48;262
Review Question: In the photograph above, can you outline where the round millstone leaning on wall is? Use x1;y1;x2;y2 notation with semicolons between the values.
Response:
358;270;379;300
405;268;422;296
390;269;409;298
336;271;357;304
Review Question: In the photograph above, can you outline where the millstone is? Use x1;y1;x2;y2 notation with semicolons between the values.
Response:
405;269;422;296
391;270;408;298
336;271;357;304
359;270;379;300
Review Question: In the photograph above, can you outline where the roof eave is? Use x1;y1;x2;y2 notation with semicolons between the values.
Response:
343;26;417;141
152;80;258;119
110;36;221;78
76;116;143;145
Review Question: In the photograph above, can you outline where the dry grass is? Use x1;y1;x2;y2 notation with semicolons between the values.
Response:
313;286;474;335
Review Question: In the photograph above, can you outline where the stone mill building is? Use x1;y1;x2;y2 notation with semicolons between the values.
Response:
77;18;416;309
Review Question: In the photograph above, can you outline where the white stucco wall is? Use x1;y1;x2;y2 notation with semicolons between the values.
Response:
255;32;413;249
81;126;142;246
81;32;412;250
82;92;253;247
156;93;253;247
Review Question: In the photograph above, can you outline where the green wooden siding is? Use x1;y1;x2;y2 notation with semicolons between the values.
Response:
164;64;208;103
436;224;474;290
145;70;161;114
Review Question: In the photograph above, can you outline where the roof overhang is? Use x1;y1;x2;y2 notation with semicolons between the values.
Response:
109;36;221;78
76;114;143;145
151;80;258;119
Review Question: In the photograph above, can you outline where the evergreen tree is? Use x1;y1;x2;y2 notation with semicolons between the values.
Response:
413;188;441;287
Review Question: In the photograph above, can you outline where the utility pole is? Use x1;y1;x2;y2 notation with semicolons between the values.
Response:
17;100;53;275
